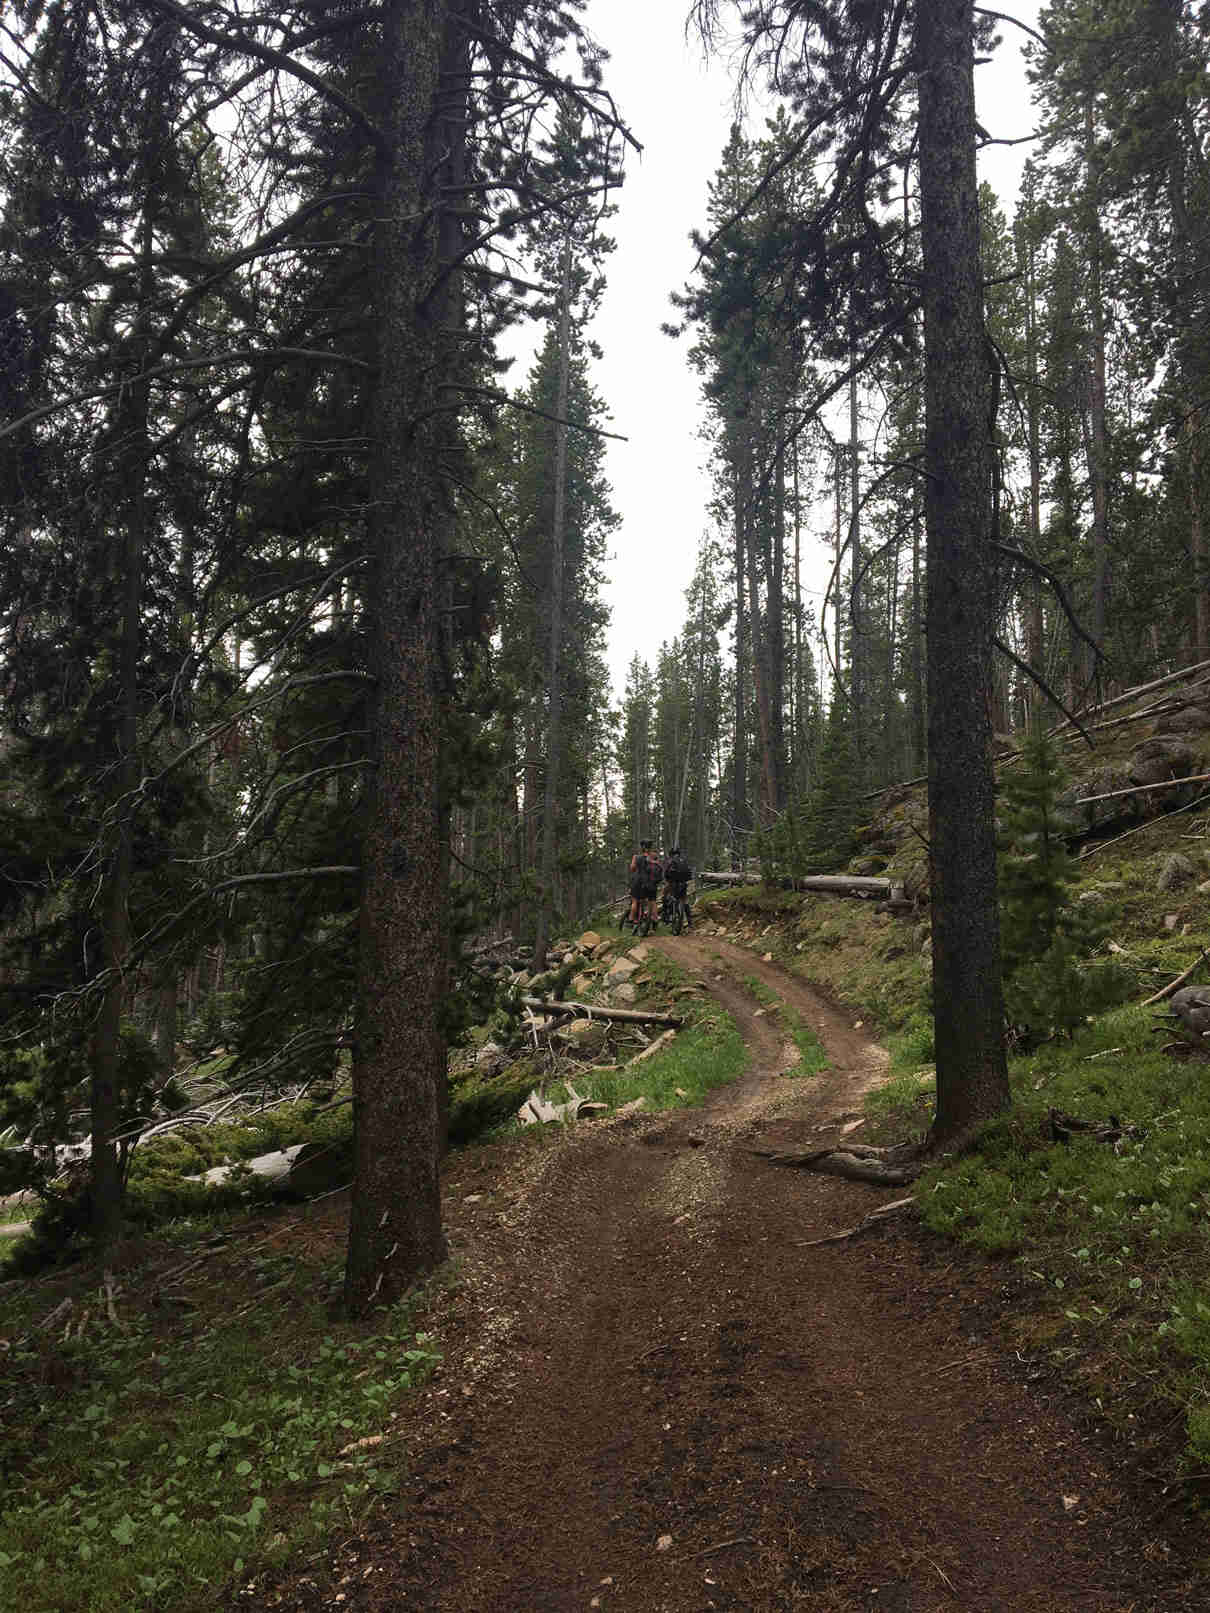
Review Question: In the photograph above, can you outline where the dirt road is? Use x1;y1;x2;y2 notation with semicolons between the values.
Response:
291;937;1202;1612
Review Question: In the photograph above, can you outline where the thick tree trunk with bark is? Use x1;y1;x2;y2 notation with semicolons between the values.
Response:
916;0;1010;1143
344;0;455;1314
533;236;572;973
732;463;749;863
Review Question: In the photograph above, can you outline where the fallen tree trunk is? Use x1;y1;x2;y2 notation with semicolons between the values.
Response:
1051;657;1210;736
626;1029;678;1066
1074;771;1210;806
1142;950;1209;1008
466;933;516;957
697;871;895;897
520;996;683;1028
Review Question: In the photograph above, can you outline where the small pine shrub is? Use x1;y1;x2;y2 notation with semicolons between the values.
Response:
997;725;1129;1043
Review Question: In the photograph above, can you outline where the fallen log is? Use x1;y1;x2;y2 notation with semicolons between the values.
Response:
626;1029;678;1066
1051;657;1210;736
697;871;895;897
466;933;516;958
520;996;683;1028
1141;950;1209;1008
518;1085;609;1126
1074;771;1210;806
1049;1108;1142;1148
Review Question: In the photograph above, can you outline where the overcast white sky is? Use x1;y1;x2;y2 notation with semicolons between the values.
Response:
504;3;1044;700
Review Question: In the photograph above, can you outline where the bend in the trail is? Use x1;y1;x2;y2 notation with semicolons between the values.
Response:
292;936;1202;1612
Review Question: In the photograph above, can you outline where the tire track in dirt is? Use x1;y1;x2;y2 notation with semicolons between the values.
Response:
280;939;1203;1613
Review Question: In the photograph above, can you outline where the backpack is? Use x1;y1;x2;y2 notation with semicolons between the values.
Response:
633;852;653;887
666;853;689;885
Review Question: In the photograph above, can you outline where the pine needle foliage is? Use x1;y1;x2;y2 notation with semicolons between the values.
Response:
997;725;1126;1043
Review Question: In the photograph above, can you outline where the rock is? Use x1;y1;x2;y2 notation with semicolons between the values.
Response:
571;973;595;996
1198;880;1210;896
1154;697;1210;735
613;982;638;1003
1164;912;1180;931
902;858;930;904
475;1040;507;1073
762;951;773;962
557;1018;609;1056
512;971;531;989
1128;735;1196;786
850;854;888;875
562;951;575;965
1157;853;1197;892
1059;766;1134;833
630;941;651;960
607;955;639;982
578;930;602;952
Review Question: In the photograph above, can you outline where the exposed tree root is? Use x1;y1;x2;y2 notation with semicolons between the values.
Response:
749;1139;924;1186
796;1196;917;1247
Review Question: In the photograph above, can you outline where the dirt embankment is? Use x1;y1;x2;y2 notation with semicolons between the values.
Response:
263;937;1204;1612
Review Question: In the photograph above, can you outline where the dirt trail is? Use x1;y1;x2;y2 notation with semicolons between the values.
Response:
285;938;1202;1612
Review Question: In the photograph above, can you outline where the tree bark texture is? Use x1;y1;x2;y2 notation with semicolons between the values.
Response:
916;0;1011;1141
533;234;572;973
344;0;456;1314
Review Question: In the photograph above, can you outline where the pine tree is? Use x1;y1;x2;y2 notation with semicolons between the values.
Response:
997;726;1123;1041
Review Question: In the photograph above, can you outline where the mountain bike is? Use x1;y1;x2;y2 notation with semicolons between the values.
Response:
636;891;659;936
666;885;692;935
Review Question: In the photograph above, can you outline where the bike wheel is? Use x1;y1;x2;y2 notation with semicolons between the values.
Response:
673;902;683;935
639;909;651;937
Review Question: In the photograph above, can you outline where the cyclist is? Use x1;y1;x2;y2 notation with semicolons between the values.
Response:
664;845;693;931
627;840;659;932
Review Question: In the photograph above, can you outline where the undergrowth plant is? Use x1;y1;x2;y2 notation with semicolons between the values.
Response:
998;725;1130;1043
888;1001;1210;1468
0;1267;440;1612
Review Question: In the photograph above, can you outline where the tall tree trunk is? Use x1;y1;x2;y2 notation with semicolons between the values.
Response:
731;464;749;863
1022;220;1045;715
916;0;1010;1143
533;234;572;972
910;466;926;770
848;351;863;784
344;0;459;1314
1084;96;1110;677
769;438;787;810
91;134;161;1253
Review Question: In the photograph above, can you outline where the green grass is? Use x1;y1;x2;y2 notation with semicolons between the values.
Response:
741;975;828;1076
0;1247;440;1612
868;1000;1210;1466
548;949;747;1113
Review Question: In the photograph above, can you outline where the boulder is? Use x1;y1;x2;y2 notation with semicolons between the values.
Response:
571;973;596;997
578;930;602;952
475;1040;507;1074
556;1018;610;1056
1058;766;1134;832
606;955;639;982
612;982;638;1004
1154;696;1210;735
850;854;888;875
1128;736;1197;787
1157;853;1197;892
902;858;930;905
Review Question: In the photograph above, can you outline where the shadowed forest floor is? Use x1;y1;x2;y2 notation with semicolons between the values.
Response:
249;937;1207;1612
